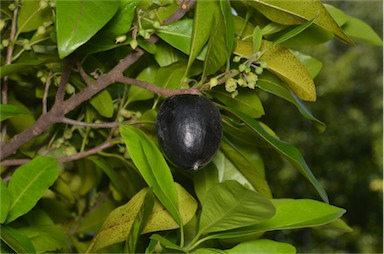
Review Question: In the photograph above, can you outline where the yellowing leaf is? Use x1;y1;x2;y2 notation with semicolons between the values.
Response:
86;183;197;253
247;0;353;45
235;40;316;101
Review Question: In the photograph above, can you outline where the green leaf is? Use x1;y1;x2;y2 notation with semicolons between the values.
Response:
127;66;158;104
342;15;383;46
5;156;59;223
203;11;231;77
125;190;155;253
0;179;10;223
154;61;202;90
0;59;47;78
253;26;263;53
156;19;193;55
86;156;127;197
207;199;345;240
246;0;353;45
0;225;36;253
87;183;197;252
155;42;186;67
56;1;119;58
19;224;67;253
324;4;349;27
18;0;51;33
0;104;30;122
235;39;316;101
291;50;323;79
198;180;275;234
221;139;272;198
119;125;181;224
211;88;264;118
193;163;219;203
257;71;326;132
272;16;317;45
256;199;346;231
187;1;219;71
223;106;328;203
103;0;140;36
90;90;114;118
226;239;296;253
149;234;185;252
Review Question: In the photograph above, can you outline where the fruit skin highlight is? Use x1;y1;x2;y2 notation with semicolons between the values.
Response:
156;94;222;171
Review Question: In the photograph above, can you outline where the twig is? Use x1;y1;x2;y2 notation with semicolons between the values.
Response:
0;138;117;167
57;138;115;163
1;6;19;143
55;56;76;103
76;59;92;86
116;76;203;96
42;72;53;114
163;0;197;25
61;117;126;128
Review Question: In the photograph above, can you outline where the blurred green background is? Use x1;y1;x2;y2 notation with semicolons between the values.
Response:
261;1;383;253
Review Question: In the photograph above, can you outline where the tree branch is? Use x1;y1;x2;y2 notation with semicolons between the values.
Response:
0;2;197;162
116;76;203;96
61;117;126;128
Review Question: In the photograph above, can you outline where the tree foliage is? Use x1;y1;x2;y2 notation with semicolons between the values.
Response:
0;0;381;253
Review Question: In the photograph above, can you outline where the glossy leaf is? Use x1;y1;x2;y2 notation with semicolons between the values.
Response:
155;61;202;90
56;1;119;58
90;89;114;118
203;10;231;76
235;39;316;101
272;16;317;45
253;26;263;53
213;150;257;191
18;0;51;33
128;66;158;104
223;106;328;203
221;139;272;198
324;4;349;27
6;156;59;223
156;19;193;55
155;42;186;67
342;15;383;46
87;183;197;252
150;234;184;252
193;163;219;203
187;1;219;71
125;190;155;253
198;180;275;234
259;199;346;230
211;88;264;118
206;199;345;240
0;104;30;122
86;156;127;197
0;179;10;223
257;71;326;131
0;225;36;253
119;125;181;224
226;239;296;253
103;0;140;36
0;59;47;78
19;224;67;253
246;0;353;45
291;50;323;79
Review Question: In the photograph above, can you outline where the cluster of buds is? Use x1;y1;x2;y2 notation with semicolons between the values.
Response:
215;52;268;98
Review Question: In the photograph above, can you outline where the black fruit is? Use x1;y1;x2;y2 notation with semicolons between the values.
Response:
156;94;222;171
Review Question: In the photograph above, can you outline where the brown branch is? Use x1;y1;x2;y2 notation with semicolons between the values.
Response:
61;117;126;128
55;56;76;103
1;6;19;143
42;72;53;114
116;76;203;96
0;138;117;167
0;2;197;162
163;0;196;25
57;138;115;163
76;59;92;86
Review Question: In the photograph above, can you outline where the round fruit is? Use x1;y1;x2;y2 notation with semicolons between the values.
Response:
156;94;222;171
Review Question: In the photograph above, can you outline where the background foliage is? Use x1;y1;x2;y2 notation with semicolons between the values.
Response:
0;0;382;253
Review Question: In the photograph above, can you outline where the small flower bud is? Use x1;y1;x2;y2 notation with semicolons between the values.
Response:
115;35;127;44
209;77;218;88
225;78;237;93
233;56;241;63
130;39;138;49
